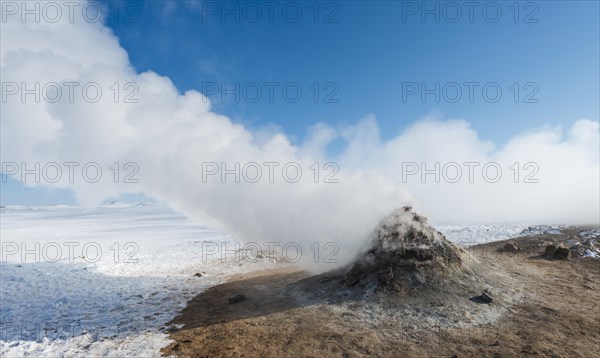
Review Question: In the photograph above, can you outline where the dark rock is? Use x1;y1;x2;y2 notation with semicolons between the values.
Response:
480;289;493;303
502;242;520;253
194;272;203;277
378;267;394;286
345;263;363;287
228;294;246;304
545;244;557;257
553;244;571;260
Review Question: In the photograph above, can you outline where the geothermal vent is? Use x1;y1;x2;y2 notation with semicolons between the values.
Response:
345;206;465;288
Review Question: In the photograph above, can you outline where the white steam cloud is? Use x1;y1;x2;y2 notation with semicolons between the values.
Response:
1;3;598;267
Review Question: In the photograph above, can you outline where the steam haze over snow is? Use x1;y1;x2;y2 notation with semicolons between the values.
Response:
2;2;598;249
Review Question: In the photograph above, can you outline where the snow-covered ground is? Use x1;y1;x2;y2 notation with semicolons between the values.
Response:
0;203;580;357
0;203;280;357
437;224;533;246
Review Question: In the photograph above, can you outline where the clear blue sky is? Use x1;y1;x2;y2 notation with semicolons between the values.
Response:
2;0;599;205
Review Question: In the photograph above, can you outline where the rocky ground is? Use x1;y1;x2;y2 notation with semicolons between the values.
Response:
161;213;599;358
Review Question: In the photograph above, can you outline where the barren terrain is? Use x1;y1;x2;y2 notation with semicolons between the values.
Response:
162;225;600;358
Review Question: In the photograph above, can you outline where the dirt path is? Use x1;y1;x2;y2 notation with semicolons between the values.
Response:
162;228;600;358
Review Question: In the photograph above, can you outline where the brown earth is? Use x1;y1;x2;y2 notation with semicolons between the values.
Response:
162;226;600;358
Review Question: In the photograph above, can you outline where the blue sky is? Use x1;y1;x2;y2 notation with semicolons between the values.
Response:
2;0;599;205
103;0;599;140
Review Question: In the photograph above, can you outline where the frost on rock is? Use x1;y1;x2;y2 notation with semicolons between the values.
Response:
346;206;465;288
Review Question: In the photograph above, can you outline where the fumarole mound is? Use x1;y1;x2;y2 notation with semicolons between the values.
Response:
345;206;465;288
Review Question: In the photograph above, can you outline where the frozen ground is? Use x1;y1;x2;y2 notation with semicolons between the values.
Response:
0;203;279;357
436;223;563;246
0;203;581;357
437;224;532;245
